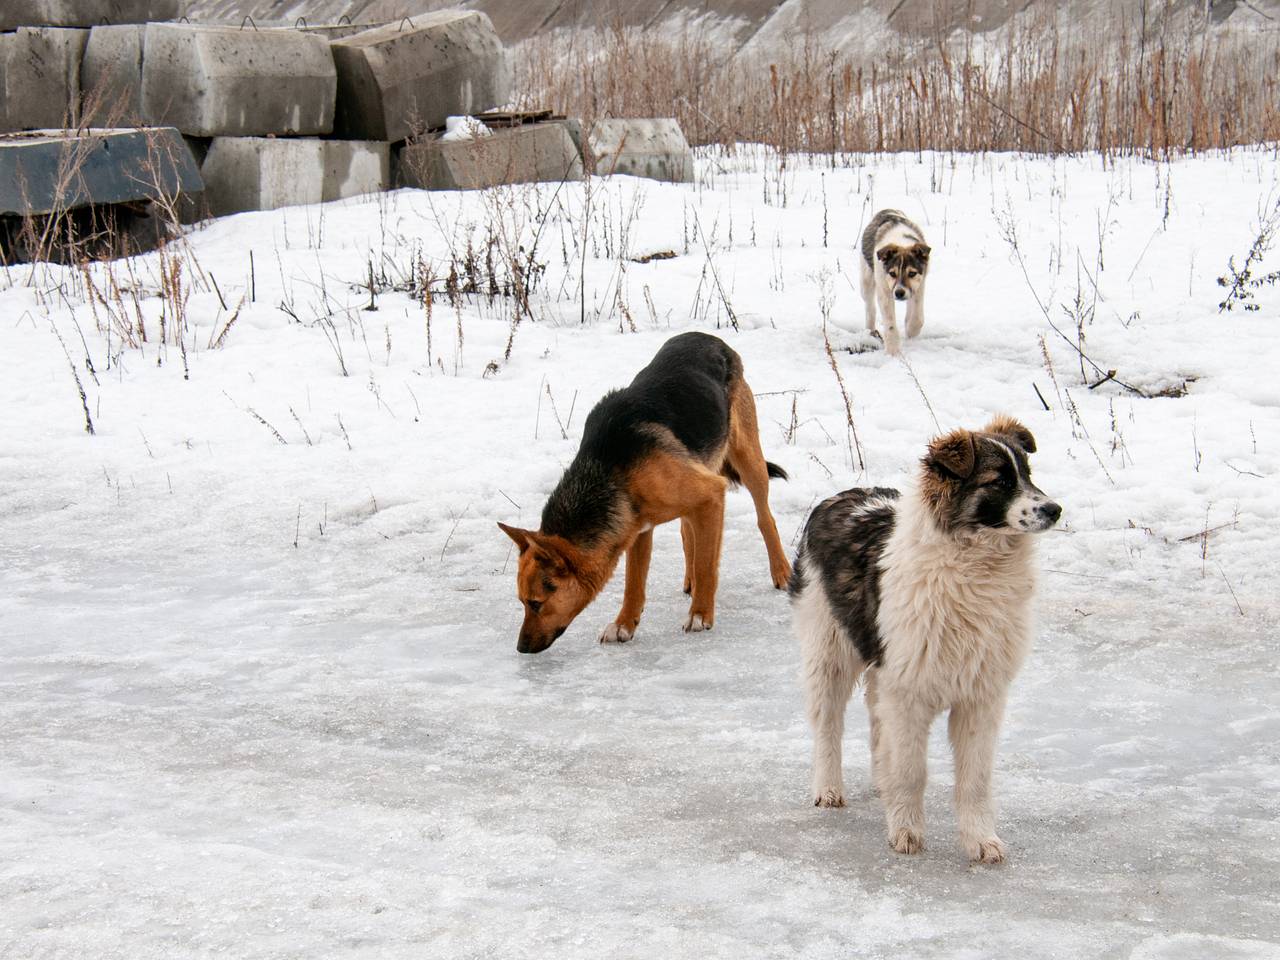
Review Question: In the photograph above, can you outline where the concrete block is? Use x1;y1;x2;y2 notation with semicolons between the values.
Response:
200;137;389;216
331;11;510;143
588;118;695;183
397;122;582;191
81;25;147;127
2;28;89;132
0;1;181;30
0;127;202;217
322;139;390;202
141;23;336;137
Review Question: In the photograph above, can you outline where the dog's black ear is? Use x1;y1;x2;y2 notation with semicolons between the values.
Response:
876;246;897;264
914;244;931;263
926;430;977;479
984;415;1036;454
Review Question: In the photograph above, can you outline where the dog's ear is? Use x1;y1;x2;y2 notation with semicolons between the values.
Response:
926;429;977;480
876;245;897;264
497;522;535;554
984;414;1036;454
913;243;931;263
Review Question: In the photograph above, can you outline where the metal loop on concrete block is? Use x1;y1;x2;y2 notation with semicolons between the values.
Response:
240;16;257;31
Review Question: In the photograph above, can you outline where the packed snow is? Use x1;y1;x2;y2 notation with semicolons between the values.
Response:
1;146;1278;959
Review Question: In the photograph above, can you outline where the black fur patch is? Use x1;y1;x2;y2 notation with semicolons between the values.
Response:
540;332;741;545
790;487;900;666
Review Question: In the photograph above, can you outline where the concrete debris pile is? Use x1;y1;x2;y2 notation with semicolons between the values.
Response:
1;1;697;258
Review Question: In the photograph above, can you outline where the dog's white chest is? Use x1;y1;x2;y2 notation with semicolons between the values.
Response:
876;533;1036;706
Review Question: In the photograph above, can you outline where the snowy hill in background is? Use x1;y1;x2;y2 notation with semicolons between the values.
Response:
182;0;1280;53
2;147;1278;956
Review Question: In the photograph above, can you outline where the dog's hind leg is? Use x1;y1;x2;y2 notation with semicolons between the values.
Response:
949;696;1008;864
601;528;653;644
727;380;792;589
796;574;863;807
877;688;933;854
680;517;695;595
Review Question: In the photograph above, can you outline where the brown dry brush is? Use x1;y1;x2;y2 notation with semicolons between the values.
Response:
513;8;1280;159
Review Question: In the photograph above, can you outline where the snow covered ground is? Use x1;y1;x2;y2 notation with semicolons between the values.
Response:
2;146;1279;959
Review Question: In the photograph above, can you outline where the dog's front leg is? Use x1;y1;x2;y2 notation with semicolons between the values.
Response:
878;690;932;854
860;262;878;334
683;496;724;632
877;285;902;356
905;285;925;339
600;528;653;643
949;696;1008;864
801;620;862;807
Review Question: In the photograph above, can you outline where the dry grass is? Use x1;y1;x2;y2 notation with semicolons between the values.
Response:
513;6;1280;159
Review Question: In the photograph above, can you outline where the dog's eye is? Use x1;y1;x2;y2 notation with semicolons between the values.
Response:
907;270;919;278
527;599;543;614
888;270;899;279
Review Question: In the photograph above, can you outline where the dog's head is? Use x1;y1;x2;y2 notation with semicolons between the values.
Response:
498;523;596;654
920;416;1061;535
877;243;930;301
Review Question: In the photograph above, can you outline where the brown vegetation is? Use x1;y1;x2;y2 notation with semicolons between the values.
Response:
513;9;1280;158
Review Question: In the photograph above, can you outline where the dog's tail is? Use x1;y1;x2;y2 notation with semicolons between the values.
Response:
722;461;789;486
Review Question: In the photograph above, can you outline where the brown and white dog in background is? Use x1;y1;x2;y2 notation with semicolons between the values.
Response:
859;209;930;356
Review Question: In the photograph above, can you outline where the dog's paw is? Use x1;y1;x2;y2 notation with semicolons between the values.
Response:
814;787;846;808
770;562;792;590
599;622;634;644
889;828;925;855
683;613;713;633
965;836;1006;865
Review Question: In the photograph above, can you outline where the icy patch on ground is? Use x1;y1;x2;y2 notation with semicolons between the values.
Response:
1;147;1278;957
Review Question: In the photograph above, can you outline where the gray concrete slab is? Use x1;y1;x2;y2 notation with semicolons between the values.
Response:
80;25;148;128
0;0;181;30
322;139;391;202
397;121;582;191
1;28;89;133
588;119;695;183
200;137;389;216
141;23;336;137
331;11;510;144
0;127;202;216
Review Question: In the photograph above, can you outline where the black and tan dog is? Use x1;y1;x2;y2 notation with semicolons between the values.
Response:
498;332;792;654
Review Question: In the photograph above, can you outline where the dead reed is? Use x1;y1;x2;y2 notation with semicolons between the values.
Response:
513;7;1280;159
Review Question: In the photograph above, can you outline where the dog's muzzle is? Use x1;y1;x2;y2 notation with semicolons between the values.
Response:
893;287;909;301
517;625;567;654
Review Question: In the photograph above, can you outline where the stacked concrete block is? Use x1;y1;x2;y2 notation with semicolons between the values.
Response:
200;137;389;216
2;27;89;131
331;12;510;143
588;119;696;183
0;1;180;31
0;127;202;217
141;23;336;137
397;123;582;191
81;25;148;127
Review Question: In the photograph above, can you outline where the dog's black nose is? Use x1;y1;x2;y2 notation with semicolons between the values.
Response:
1038;502;1062;524
894;289;907;300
